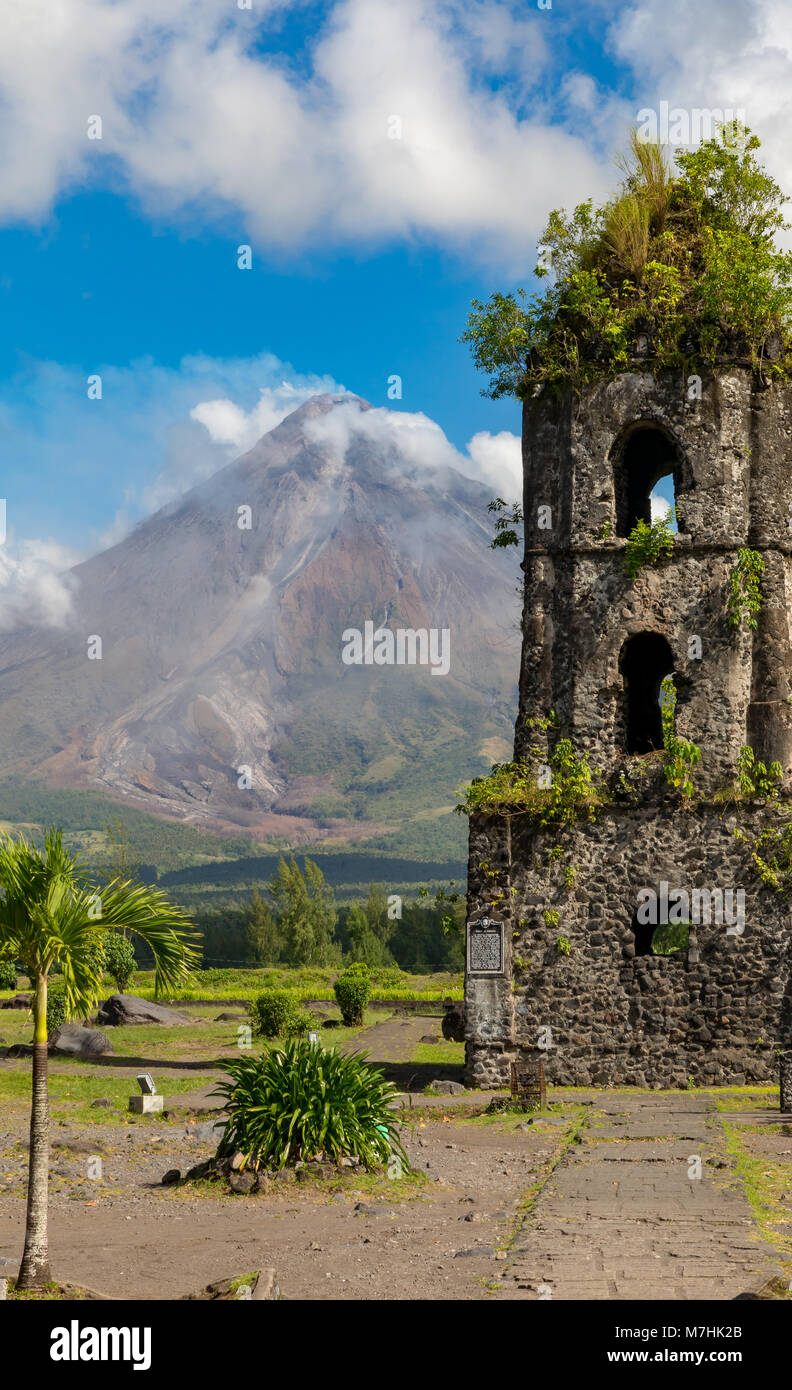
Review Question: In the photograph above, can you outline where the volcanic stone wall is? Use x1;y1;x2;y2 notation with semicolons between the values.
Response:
515;369;792;790
465;799;792;1089
465;368;792;1087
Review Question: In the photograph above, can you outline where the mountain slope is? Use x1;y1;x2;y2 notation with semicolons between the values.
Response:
0;395;519;854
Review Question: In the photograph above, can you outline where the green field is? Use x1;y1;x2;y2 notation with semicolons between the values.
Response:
0;965;464;1007
131;966;463;1003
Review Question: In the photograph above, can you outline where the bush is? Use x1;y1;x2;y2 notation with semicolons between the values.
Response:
623;511;675;580
46;979;68;1033
0;960;18;991
104;933;136;992
213;1039;409;1170
463;129;792;400
249;989;317;1040
334;963;371;1026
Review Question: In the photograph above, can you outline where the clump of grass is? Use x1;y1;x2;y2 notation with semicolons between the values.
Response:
212;1039;409;1172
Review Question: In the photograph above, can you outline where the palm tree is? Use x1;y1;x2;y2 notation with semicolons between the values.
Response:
0;828;200;1290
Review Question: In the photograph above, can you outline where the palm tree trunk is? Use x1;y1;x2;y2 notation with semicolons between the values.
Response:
17;973;51;1289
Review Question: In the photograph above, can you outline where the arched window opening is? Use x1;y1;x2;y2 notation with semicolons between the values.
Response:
619;632;674;754
614;427;679;537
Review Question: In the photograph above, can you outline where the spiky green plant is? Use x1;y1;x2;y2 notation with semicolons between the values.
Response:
212;1039;409;1172
616;130;672;230
603;194;651;280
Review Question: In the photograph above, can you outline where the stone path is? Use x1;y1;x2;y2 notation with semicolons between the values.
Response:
498;1093;783;1301
340;1014;432;1063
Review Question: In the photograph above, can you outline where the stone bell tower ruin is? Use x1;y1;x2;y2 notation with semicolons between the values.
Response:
464;368;792;1088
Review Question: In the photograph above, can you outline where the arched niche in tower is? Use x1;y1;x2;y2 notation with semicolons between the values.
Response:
612;423;684;537
619;632;675;754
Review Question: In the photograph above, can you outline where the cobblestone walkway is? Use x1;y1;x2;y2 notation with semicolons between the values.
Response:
498;1094;783;1300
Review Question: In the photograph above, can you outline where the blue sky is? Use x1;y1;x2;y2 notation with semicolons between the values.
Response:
0;0;786;578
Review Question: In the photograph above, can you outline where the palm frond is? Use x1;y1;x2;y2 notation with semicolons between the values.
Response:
0;829;199;1018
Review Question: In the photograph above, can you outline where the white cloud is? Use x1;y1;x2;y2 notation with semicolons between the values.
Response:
190;374;347;456
607;0;792;214
3;0;792;268
0;0;610;266
650;488;673;523
465;430;522;497
300;398;521;495
0;537;79;632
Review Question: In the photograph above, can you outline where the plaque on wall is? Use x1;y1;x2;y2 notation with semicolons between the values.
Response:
467;916;504;975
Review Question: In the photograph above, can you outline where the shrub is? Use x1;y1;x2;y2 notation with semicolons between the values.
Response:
334;963;371;1026
651;921;690;955
104;933;136;992
213;1039;409;1171
727;549;765;630
369;965;404;988
457;724;605;826
735;744;782;799
249;989;316;1040
463;128;792;400
660;677;701;798
46;980;68;1033
624;511;675;580
0;960;18;991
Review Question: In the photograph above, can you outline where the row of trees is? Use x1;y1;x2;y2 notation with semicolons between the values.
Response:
195;856;465;972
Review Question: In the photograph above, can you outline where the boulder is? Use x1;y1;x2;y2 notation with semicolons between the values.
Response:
441;1002;465;1043
430;1080;465;1095
192;1119;226;1145
96;993;193;1027
161;1169;181;1186
213;1012;245;1022
49;1024;114;1058
2;993;31;1010
229;1171;256;1194
184;1159;216;1181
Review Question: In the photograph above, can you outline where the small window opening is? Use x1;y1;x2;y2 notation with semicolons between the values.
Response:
633;916;655;956
615;427;678;537
619;632;674;754
632;914;690;958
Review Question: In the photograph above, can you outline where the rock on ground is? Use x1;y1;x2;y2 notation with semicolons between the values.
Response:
49;1024;114;1058
96;993;194;1027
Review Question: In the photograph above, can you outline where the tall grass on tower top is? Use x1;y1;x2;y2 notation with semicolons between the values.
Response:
212;1039;409;1172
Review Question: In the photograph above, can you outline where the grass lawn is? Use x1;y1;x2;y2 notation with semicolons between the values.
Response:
0;1068;212;1124
721;1119;792;1269
0;1002;389;1069
411;1040;464;1066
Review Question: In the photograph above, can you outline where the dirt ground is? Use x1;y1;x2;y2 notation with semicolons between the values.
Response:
2;1007;790;1300
0;1098;574;1300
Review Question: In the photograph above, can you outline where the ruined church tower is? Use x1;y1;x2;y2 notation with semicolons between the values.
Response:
465;368;792;1088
